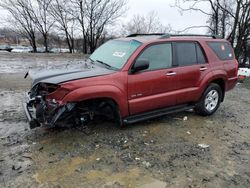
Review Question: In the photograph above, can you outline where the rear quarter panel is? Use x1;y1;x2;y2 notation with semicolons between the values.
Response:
200;39;238;91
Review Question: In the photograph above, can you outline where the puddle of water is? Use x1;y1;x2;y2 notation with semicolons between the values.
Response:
34;153;167;188
84;168;167;187
34;156;88;183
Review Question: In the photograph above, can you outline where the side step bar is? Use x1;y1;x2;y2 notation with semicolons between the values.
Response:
123;104;194;124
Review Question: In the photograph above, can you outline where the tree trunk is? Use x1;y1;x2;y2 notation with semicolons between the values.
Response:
65;31;72;53
229;1;241;46
30;32;37;53
31;38;37;53
222;9;226;38
83;36;87;54
215;6;219;35
71;37;74;53
90;42;95;53
43;33;49;52
83;32;87;54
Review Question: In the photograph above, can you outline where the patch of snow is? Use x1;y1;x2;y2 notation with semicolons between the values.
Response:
238;68;250;77
198;144;210;148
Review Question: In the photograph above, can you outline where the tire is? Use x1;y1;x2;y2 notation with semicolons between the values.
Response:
108;102;124;128
29;119;41;129
195;83;222;116
103;100;124;128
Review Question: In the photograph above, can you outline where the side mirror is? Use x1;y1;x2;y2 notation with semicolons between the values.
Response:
131;59;149;73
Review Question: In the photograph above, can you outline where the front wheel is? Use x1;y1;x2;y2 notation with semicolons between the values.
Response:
195;83;222;116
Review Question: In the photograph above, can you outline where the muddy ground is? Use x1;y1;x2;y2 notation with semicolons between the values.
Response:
0;52;249;188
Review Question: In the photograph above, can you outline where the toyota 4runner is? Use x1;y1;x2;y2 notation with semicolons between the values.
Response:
23;34;238;129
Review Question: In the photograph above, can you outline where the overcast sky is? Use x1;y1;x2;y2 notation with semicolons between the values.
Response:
123;0;210;34
0;0;210;34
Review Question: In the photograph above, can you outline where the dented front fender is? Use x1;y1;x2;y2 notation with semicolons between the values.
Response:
61;85;129;118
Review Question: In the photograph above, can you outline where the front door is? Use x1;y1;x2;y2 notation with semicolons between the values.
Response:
128;43;179;115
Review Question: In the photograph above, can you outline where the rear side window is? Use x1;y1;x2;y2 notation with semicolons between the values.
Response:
207;42;234;60
175;42;197;66
137;43;172;71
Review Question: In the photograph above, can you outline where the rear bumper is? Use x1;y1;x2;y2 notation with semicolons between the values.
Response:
226;76;238;91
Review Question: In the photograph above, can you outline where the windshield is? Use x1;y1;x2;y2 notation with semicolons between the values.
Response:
90;40;142;69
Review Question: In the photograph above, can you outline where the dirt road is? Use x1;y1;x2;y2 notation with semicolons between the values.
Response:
0;52;249;187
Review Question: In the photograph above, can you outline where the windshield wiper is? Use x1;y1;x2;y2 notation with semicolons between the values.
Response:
88;57;95;64
96;60;111;67
95;60;118;70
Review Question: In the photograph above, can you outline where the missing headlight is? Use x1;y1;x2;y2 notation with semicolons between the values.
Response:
30;83;59;98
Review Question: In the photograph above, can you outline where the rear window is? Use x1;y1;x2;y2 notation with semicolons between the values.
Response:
207;42;234;60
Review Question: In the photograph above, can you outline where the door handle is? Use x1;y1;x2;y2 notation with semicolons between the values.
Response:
200;67;208;71
166;72;176;76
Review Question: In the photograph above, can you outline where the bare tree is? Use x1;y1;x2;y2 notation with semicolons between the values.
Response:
30;0;54;52
50;0;76;53
174;0;250;62
123;11;172;35
0;0;38;52
71;0;87;53
232;0;250;63
174;0;219;34
84;0;127;53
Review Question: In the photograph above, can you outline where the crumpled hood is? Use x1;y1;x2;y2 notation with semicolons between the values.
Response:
27;62;116;87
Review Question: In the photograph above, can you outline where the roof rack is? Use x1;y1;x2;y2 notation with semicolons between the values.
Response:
126;33;165;37
160;34;222;39
126;33;222;39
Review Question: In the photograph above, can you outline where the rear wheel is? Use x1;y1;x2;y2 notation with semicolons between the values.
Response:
195;83;222;116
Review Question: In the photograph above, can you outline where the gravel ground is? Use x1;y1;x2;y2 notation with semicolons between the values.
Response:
0;52;249;188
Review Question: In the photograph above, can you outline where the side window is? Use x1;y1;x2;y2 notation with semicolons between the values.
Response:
137;43;172;71
176;42;197;66
196;43;206;64
207;42;234;60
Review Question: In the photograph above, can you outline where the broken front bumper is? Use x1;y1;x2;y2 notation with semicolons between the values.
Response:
23;92;76;129
23;92;41;128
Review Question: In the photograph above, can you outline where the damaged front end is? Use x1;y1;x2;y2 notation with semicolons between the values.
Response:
23;82;76;129
22;62;116;129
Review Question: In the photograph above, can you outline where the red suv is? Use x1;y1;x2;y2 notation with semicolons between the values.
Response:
23;34;238;129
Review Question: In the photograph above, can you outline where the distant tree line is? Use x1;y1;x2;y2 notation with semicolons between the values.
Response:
0;0;127;53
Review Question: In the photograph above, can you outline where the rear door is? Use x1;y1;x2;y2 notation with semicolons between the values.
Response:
173;41;210;104
128;42;179;115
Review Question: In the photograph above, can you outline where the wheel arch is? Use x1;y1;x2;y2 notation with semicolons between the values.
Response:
210;78;225;102
61;85;129;117
199;71;227;103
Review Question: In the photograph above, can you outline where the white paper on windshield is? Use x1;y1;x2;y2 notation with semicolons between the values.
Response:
113;51;126;57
